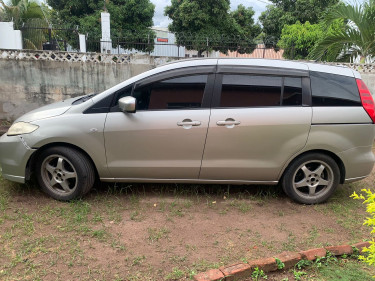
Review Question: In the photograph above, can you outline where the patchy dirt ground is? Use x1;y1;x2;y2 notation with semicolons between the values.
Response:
0;163;374;280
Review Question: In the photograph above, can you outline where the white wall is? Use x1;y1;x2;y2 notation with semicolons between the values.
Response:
0;22;22;50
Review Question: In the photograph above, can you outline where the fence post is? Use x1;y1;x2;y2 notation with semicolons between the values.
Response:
206;37;209;57
79;34;86;53
48;26;52;44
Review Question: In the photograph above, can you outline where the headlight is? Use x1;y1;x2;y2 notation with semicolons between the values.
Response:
7;122;39;136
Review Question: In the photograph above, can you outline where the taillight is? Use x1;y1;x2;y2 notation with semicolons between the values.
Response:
357;79;375;123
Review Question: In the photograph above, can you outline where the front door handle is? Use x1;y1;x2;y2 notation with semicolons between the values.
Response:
216;118;241;128
177;119;201;129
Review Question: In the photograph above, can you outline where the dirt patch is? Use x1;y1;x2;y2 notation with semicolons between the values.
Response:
0;164;374;280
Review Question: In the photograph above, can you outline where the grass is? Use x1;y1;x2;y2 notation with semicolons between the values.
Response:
306;259;374;281
0;171;374;280
147;227;170;243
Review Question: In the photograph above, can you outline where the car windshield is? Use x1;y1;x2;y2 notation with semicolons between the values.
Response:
72;93;97;105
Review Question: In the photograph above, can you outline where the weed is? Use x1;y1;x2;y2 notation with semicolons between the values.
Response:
132;255;146;266
275;257;285;269
315;251;337;268
191;259;221;272
293;269;307;280
91;229;107;241
169;255;187;264
229;199;252;213
185;244;197;251
240;257;248;263
92;213;103;223
308;226;319;243
251;267;268;280
147;227;170;243
130;210;143;221
295;259;312;270
165;267;185;280
282;233;296;251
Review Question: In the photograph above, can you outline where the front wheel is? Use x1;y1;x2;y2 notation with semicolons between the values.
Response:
36;146;95;201
282;153;340;204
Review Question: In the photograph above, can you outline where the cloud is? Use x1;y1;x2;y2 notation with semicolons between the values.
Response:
151;0;172;27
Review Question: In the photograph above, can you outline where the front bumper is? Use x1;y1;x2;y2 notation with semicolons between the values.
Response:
0;133;36;183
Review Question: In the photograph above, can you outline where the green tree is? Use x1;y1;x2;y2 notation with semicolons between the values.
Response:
309;0;375;63
278;21;323;60
278;20;344;60
165;0;260;56
231;4;261;39
47;0;155;51
259;0;339;40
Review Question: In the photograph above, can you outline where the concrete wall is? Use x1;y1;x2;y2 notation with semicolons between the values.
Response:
362;73;375;95
0;59;153;120
0;56;374;121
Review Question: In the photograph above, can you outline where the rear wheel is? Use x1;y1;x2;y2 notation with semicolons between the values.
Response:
36;146;95;201
282;153;340;204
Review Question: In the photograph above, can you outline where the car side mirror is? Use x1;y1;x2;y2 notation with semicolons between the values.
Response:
119;96;136;113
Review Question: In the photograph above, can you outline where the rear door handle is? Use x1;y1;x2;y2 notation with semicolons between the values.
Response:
177;119;201;128
216;118;241;127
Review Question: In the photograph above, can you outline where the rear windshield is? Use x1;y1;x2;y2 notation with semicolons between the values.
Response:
310;71;361;106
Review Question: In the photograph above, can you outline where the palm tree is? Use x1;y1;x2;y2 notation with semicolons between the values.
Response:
0;0;48;49
309;0;375;63
0;0;44;29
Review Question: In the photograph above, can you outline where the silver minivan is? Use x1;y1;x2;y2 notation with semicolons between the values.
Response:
1;59;374;204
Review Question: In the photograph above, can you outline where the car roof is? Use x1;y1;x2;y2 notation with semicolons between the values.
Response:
163;58;356;78
92;58;358;104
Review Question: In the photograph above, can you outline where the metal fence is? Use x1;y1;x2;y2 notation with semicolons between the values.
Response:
19;21;79;51
18;22;287;59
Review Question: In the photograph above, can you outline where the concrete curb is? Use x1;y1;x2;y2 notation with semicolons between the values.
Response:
193;241;371;281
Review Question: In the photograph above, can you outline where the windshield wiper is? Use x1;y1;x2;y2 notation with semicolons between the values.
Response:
72;93;97;105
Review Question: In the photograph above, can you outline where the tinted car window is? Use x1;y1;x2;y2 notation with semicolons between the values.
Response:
84;93;114;114
110;86;133;112
283;77;302;106
310;71;361;106
220;75;282;107
133;75;207;110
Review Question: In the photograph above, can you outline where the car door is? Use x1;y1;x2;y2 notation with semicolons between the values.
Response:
200;72;312;182
104;72;214;180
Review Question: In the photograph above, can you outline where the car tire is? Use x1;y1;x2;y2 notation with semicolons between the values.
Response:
36;146;95;201
282;153;340;204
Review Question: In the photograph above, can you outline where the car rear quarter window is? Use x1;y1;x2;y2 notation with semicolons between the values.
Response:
283;77;302;106
310;71;361;106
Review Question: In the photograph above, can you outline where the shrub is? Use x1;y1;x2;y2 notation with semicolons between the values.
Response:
351;189;375;265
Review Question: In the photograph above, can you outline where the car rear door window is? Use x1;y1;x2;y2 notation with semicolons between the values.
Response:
133;75;208;110
310;71;361;106
220;75;282;107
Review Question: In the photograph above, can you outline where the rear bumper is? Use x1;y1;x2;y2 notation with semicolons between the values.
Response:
0;134;36;183
338;145;375;183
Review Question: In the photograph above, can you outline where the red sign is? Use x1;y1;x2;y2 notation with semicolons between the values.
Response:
157;38;168;43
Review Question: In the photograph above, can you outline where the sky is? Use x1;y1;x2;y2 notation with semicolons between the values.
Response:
151;0;366;27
